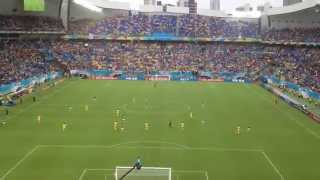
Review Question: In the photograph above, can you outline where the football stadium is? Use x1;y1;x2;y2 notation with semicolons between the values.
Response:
0;0;320;180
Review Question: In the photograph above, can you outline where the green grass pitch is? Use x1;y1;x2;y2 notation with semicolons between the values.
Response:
1;79;320;180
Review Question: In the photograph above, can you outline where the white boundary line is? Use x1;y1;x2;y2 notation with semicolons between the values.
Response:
3;80;74;122
114;140;190;149
281;110;320;140
0;146;39;180
205;171;209;180
0;143;282;180
249;85;320;140
261;151;285;180
183;146;263;152
84;168;207;180
38;140;191;150
114;166;172;180
116;166;171;170
87;169;115;171
78;168;88;180
173;170;207;173
38;144;263;152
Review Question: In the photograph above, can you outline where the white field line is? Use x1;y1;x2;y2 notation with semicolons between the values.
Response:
86;169;207;180
261;151;285;180
281;111;320;140
115;167;117;180
248;85;320;140
173;170;207;173
102;174;114;180
116;166;171;170
1;94;69;180
87;169;115;171
174;170;209;180
0;143;269;180
39;144;263;152
39;140;190;150
205;171;209;180
78;168;88;180
0;146;39;180
110;140;190;149
4;81;74;122
183;146;263;152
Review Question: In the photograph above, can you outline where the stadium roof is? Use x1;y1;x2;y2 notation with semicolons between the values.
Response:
265;0;320;16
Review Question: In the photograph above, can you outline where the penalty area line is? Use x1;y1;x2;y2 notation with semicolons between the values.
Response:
205;171;209;180
261;151;285;180
0;146;40;180
38;144;263;152
78;168;88;180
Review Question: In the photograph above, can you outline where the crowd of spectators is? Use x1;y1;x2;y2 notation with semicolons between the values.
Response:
0;15;64;32
262;28;320;43
2;14;320;43
264;46;320;93
2;14;320;44
49;41;265;74
0;40;56;85
70;15;152;37
0;40;319;93
69;14;260;38
49;41;320;93
0;13;319;94
69;14;320;43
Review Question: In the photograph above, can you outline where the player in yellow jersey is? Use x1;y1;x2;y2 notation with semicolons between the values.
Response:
144;122;149;131
235;126;241;135
62;122;67;132
113;121;118;131
180;122;185;129
116;109;120;117
37;115;41;124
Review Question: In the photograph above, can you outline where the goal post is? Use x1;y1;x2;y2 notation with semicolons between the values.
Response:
115;166;171;180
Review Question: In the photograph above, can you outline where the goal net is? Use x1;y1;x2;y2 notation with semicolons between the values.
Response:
115;166;171;180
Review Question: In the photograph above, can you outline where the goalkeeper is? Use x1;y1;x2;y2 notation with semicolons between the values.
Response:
119;157;143;180
134;157;142;170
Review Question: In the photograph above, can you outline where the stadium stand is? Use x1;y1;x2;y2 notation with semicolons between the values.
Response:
0;15;64;32
69;14;260;38
1;2;320;180
0;39;319;94
0;0;319;97
262;28;320;43
0;40;57;85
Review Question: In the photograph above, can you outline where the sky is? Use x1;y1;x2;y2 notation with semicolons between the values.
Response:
111;0;283;12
